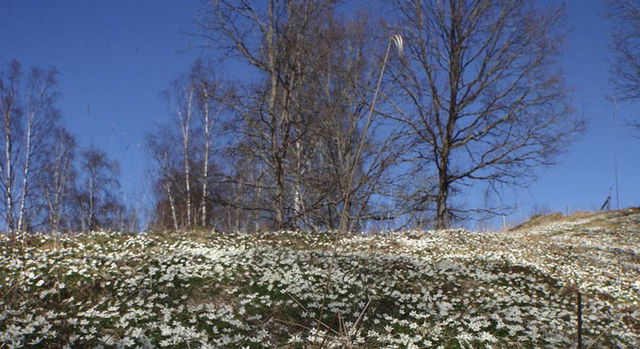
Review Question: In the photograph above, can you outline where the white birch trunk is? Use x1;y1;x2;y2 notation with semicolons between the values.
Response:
177;86;194;229
16;109;34;232
165;182;179;231
2;97;16;232
201;87;210;229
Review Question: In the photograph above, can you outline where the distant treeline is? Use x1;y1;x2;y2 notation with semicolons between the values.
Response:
8;0;640;234
0;61;135;233
144;0;584;233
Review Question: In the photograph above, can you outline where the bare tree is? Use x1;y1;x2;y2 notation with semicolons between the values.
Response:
0;60;61;233
195;65;214;228
163;76;196;230
293;17;405;231
0;61;20;232
147;62;228;232
0;60;131;234
75;147;124;232
198;0;347;230
190;61;227;229
607;0;640;133
197;0;405;232
17;66;61;232
146;126;182;231
39;127;77;232
389;0;584;229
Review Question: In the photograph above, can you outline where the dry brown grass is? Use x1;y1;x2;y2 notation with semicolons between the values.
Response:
508;209;633;232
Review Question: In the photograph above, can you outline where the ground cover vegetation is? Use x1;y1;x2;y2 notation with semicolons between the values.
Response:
1;209;638;348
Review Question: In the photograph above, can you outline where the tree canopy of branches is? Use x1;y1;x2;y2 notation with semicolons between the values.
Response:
2;2;591;234
143;0;587;232
1;60;61;232
389;0;584;228
172;0;403;232
75;147;127;232
0;60;132;234
607;0;640;133
39;127;77;232
147;61;234;232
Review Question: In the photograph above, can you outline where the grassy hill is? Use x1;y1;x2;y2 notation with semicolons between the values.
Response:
1;209;638;348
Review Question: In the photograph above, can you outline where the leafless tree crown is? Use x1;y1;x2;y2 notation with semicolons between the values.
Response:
607;0;640;134
388;0;584;228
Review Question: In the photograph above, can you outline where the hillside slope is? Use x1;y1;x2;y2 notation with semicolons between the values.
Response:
0;209;638;348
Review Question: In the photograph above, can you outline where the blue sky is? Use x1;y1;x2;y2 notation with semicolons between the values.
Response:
1;0;638;228
510;0;640;222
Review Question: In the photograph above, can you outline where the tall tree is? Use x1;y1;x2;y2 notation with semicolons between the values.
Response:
165;76;196;230
389;0;584;228
197;0;403;232
75;147;125;232
38;127;77;232
294;16;404;231
147;126;182;231
200;0;340;230
194;64;215;228
0;60;61;232
0;61;20;232
607;0;640;133
190;61;227;229
148;62;227;232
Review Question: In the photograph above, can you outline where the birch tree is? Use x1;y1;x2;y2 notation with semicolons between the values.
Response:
289;16;405;231
147;63;226;231
39;127;77;232
17;66;61;231
75;147;124;232
198;0;404;232
0;61;20;232
191;61;226;229
147;126;182;231
164;78;196;230
0;60;61;232
199;0;342;230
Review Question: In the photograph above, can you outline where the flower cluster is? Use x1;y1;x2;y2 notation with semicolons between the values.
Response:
0;209;638;348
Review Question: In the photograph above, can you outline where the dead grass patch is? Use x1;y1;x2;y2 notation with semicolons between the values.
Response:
509;208;640;233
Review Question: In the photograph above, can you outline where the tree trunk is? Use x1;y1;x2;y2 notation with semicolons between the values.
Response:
201;89;210;229
165;182;179;231
179;88;194;230
274;160;285;230
88;170;95;231
435;160;449;230
266;0;286;231
17;111;34;232
435;2;462;230
3;107;15;232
